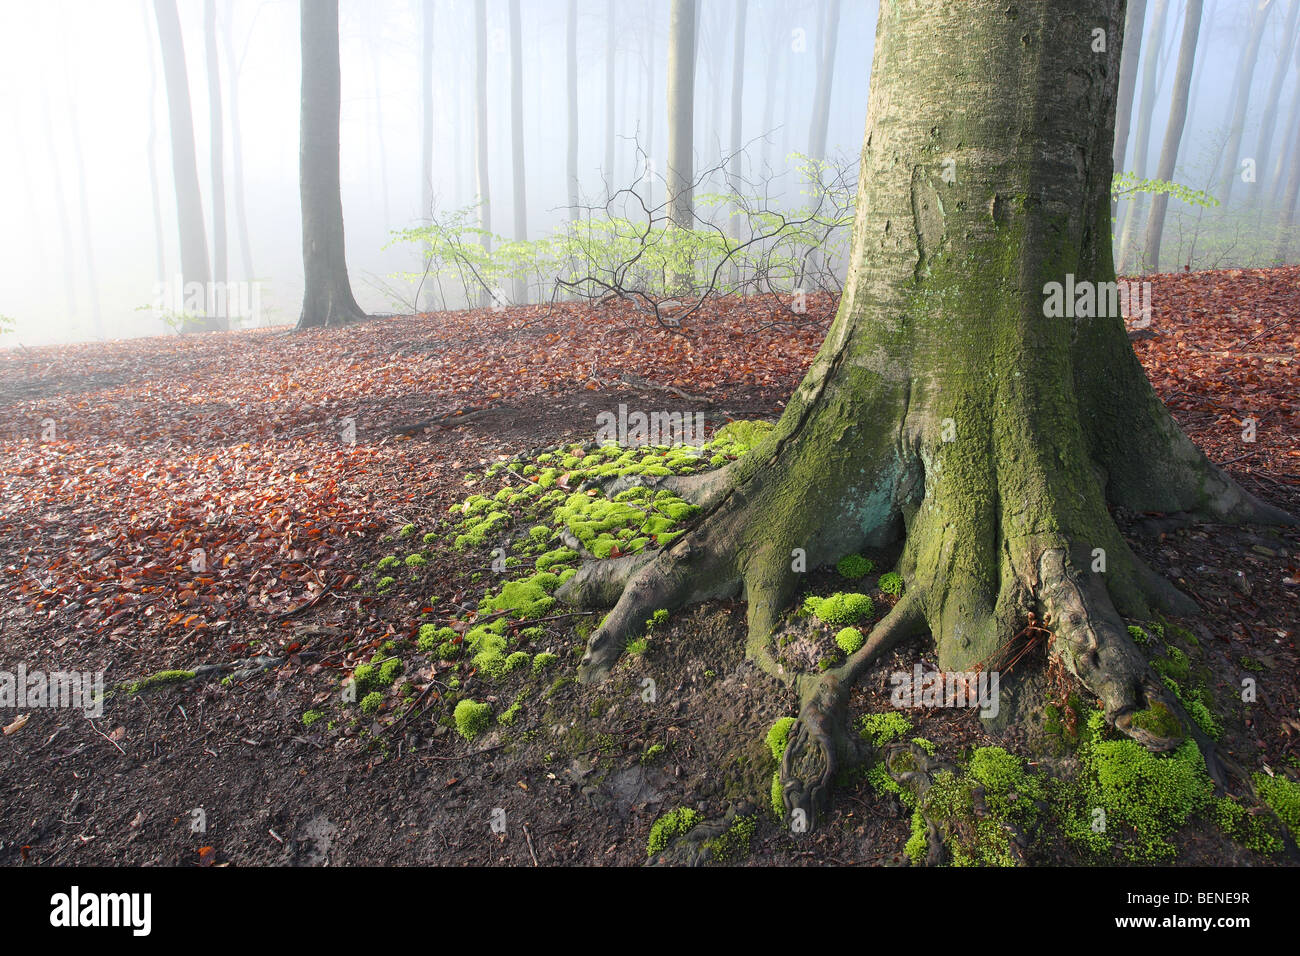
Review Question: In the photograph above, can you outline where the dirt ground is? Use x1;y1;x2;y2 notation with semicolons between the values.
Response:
0;284;1296;867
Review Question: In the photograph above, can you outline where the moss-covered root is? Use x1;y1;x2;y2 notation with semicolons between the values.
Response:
646;803;756;867
780;594;927;829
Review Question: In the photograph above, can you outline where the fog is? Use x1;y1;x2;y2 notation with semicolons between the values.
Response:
0;0;1296;346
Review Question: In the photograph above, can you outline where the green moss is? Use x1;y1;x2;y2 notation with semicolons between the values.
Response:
359;691;383;715
702;815;756;863
531;652;558;674
498;697;523;726
625;637;648;655
454;699;492;740
641;743;666;764
647;807;701;857
857;712;912;746
405;553;426;568
417;624;457;652
911;736;937;756
480;573;560;619
535;547;578;571
1128;701;1184;741
398;524;417;538
1213;796;1282;855
1126;625;1149;646
802;592;874;626
375;555;400;571
301;709;325;728
766;717;796;762
126;670;195;694
835;626;865;654
835;554;875;579
710;419;774;455
647;608;669;629
1255;773;1300;835
502;651;530;674
905;808;929;864
375;576;396;591
1152;645;1191;683
878;572;904;597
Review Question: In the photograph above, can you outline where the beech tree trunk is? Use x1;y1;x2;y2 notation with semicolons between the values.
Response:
1142;0;1204;272
1215;0;1277;208
220;4;254;284
567;0;580;220
558;0;1293;829
605;0;617;195
1256;0;1300;206
203;0;229;330
1116;0;1170;271
666;0;696;230
807;0;842;163
296;0;365;330
1112;0;1148;221
153;0;211;320
509;0;527;303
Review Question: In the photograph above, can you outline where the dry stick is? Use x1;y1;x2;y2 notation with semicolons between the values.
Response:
522;824;540;866
87;720;126;756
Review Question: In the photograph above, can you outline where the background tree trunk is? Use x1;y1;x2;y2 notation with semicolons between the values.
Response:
1116;0;1171;271
666;0;697;231
153;0;211;313
567;0;580;220
473;0;492;304
1215;0;1277;207
728;0;748;212
1143;0;1205;271
1274;64;1300;259
220;4;254;286
420;0;435;310
203;0;229;330
509;0;527;303
296;0;364;330
143;0;167;284
1255;0;1300;207
807;0;841;163
1112;0;1148;221
605;0;617;196
1269;38;1300;205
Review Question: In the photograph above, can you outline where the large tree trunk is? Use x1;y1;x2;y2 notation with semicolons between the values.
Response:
1112;0;1148;221
203;0;229;331
807;0;842;163
508;0;527;303
1215;0;1277;208
559;0;1293;830
1116;0;1170;272
1142;0;1204;272
296;0;365;330
153;0;211;327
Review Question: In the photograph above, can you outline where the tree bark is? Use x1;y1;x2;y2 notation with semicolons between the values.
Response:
1257;0;1300;205
728;0;748;203
509;0;528;303
472;0;491;310
1275;60;1300;259
153;0;211;317
807;0;842;163
143;0;167;284
605;0;617;195
1142;0;1204;272
296;0;365;330
1116;0;1170;272
419;0;435;311
1216;0;1277;208
203;0;229;330
560;0;1292;829
666;0;697;231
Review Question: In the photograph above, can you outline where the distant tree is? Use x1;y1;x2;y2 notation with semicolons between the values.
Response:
473;0;491;270
807;0;841;163
1214;0;1277;207
728;0;748;194
153;0;211;317
142;0;166;284
203;0;228;330
1112;0;1148;219
567;0;580;220
1142;0;1204;271
296;0;365;329
220;4;254;283
420;0;435;310
1117;0;1170;271
509;0;528;302
666;0;697;232
605;0;617;196
1253;0;1300;207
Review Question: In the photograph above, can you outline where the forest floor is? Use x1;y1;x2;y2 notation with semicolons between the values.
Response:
0;270;1296;867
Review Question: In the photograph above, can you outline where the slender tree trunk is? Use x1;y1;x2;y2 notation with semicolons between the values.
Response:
143;0;167;284
667;0;697;231
1116;0;1170;271
1275;64;1300;259
204;0;228;330
509;0;527;303
1112;0;1148;221
473;0;492;277
66;84;103;339
605;0;617;195
562;0;1292;832
1269;39;1300;204
153;0;211;323
567;0;580;220
1255;0;1300;207
807;0;841;162
296;0;365;330
728;0;748;188
420;0;435;311
644;1;657;209
220;4;254;284
1143;0;1204;272
759;7;785;174
1216;0;1277;207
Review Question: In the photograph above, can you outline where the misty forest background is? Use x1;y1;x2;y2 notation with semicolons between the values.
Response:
3;0;1300;344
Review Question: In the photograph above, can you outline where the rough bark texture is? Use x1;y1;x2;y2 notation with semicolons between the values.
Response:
153;0;211;295
1142;0;1203;272
296;0;365;330
559;0;1295;829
